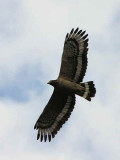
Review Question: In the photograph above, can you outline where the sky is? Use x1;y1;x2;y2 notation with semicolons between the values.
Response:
0;0;120;159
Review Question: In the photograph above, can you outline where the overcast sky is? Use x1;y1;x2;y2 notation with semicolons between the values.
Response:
0;0;120;160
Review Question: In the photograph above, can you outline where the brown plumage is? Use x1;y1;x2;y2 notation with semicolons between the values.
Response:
34;28;96;142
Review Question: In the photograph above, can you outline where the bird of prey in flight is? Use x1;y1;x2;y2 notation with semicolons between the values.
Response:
34;28;96;142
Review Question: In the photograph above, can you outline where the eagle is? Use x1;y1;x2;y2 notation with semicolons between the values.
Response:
34;28;96;142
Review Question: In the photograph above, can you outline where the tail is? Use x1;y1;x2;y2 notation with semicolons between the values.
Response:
77;81;96;101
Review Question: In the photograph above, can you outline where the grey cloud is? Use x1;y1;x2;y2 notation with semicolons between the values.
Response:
0;0;120;160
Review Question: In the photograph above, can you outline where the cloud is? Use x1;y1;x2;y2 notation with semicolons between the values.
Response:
0;64;45;102
0;0;120;160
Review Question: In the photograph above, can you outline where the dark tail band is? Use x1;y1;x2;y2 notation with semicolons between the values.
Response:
80;81;96;101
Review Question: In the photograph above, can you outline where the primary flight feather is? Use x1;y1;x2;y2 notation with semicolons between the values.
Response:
34;28;96;142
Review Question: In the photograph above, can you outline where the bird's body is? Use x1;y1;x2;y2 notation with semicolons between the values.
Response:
49;78;84;94
34;28;96;142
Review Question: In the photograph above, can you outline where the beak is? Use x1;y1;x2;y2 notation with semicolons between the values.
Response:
47;81;50;84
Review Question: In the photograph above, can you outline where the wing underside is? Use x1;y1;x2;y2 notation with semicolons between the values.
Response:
59;28;89;83
34;89;75;142
34;28;89;142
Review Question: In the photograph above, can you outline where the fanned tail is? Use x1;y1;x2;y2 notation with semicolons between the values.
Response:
77;81;96;101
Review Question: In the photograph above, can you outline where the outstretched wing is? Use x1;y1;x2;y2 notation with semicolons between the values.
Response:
59;28;89;83
34;89;75;142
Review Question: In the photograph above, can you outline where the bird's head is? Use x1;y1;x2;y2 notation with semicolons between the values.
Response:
47;80;57;87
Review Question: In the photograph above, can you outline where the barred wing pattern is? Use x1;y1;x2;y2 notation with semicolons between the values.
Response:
34;28;89;142
59;28;89;83
34;89;75;142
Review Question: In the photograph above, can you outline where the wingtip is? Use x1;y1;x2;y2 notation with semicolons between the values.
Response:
70;28;74;34
37;133;40;140
81;30;86;36
48;135;51;142
44;135;47;142
66;33;69;38
82;34;88;40
74;27;79;33
41;135;43;142
34;124;36;129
